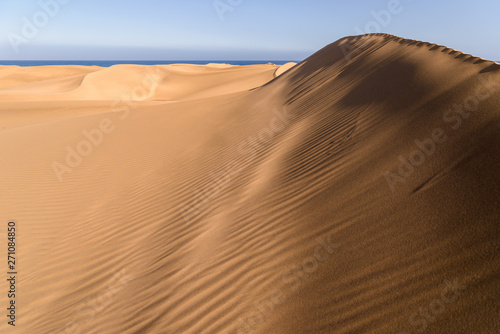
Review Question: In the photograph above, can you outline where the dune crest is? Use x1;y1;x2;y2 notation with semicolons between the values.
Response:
275;62;297;77
0;34;499;333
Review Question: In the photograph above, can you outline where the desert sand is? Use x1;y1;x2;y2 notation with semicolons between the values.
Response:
0;34;499;333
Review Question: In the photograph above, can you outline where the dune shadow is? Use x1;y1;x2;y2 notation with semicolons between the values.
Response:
338;59;428;112
480;63;500;74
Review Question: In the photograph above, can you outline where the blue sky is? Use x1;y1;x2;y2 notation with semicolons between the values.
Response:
0;0;498;61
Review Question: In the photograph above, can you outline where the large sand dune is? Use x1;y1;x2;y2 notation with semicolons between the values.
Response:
0;34;499;333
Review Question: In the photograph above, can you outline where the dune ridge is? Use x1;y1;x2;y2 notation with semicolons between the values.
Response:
0;34;499;333
355;33;500;66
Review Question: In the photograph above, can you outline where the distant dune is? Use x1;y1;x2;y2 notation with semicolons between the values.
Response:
0;34;499;333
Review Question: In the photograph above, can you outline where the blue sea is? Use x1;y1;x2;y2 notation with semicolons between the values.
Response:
0;60;298;67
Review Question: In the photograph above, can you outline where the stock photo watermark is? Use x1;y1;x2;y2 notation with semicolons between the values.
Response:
341;0;411;62
354;0;405;34
8;0;72;54
233;235;340;333
181;105;296;223
61;269;134;334
399;277;467;334
52;68;160;182
384;73;500;192
213;0;243;21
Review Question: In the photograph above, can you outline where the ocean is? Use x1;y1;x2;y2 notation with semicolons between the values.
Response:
0;60;298;67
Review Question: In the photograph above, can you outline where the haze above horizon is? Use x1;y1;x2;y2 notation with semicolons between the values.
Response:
1;0;498;61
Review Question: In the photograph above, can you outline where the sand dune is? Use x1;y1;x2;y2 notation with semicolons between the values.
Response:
275;62;297;77
0;63;279;103
0;34;499;333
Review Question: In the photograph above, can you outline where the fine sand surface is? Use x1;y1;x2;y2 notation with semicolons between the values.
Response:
0;34;499;333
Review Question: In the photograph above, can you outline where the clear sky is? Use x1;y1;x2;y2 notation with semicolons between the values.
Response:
0;0;498;61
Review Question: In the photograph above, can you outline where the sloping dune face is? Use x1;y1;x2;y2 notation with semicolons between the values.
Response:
1;34;499;334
